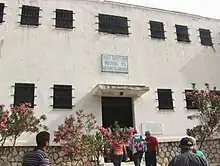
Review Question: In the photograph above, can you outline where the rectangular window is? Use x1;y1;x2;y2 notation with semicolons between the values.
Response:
0;3;5;23
20;5;40;26
98;13;129;35
14;83;35;107
55;9;73;29
157;89;173;109
199;28;212;46
150;21;165;39
185;90;198;109
53;85;73;109
175;25;190;42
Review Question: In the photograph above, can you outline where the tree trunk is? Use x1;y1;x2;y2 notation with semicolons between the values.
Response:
1;137;7;146
12;135;18;148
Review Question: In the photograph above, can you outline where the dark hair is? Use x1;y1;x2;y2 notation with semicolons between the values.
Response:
36;131;50;148
133;130;138;134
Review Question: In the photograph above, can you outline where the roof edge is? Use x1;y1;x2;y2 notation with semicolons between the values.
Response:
103;0;220;21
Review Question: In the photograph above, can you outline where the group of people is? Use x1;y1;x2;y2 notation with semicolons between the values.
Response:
110;130;159;166
110;130;208;166
22;130;208;166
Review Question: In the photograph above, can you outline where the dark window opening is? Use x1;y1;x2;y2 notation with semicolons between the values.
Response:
175;25;190;42
98;13;129;35
185;90;198;109
14;83;35;108
150;21;165;39
101;97;133;128
53;85;73;109
20;5;40;26
157;89;173;109
55;9;73;29
199;28;213;46
0;3;5;23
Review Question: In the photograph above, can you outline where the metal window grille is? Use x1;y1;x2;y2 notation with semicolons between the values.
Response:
98;13;129;35
199;28;213;46
20;5;40;26
150;21;165;39
14;83;35;108
157;89;173;109
0;3;5;23
53;85;73;109
176;25;190;42
185;90;198;109
55;9;73;29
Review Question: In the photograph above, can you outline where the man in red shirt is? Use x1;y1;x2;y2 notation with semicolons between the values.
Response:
145;131;159;166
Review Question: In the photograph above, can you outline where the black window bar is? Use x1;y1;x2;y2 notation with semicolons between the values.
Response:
55;9;75;29
20;5;41;26
51;85;75;109
199;28;213;46
150;21;165;39
175;25;190;42
0;3;5;23
184;90;198;109
98;13;129;35
12;83;36;108
157;89;174;110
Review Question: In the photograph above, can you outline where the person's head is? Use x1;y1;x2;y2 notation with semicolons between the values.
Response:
188;136;197;151
145;131;151;138
36;131;50;149
179;137;193;153
133;129;138;135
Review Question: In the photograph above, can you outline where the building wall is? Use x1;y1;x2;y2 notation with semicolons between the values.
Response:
0;0;220;145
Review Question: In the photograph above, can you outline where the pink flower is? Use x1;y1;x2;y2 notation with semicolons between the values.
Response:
0;121;6;128
0;104;5;108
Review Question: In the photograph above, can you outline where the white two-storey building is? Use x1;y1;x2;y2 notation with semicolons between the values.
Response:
0;0;220;145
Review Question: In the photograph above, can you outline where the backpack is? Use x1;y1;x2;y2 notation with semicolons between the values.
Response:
133;135;147;152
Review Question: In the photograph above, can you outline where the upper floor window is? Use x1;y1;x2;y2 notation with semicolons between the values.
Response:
199;28;213;46
175;25;190;42
157;89;173;110
53;85;73;109
185;90;198;109
150;21;165;39
98;13;129;35
55;9;74;29
14;83;35;108
0;3;5;23
20;5;40;26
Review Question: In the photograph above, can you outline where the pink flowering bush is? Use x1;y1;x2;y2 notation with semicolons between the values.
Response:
186;84;220;148
99;122;134;153
0;103;47;147
54;110;104;165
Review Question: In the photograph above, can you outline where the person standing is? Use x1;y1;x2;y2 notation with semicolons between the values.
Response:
168;137;208;166
145;131;159;166
23;131;50;166
188;136;206;159
129;130;146;166
111;140;127;166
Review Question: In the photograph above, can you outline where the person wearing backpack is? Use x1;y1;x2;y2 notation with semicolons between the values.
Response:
129;130;146;166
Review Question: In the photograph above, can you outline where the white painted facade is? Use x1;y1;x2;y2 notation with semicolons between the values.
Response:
0;0;220;145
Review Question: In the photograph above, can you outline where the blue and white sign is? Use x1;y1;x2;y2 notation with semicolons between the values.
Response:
101;54;128;73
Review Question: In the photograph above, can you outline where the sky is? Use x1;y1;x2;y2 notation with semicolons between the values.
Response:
111;0;220;19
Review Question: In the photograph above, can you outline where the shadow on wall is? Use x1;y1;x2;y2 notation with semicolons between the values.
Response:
25;91;101;145
180;42;220;87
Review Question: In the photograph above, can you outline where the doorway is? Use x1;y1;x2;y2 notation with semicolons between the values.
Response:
101;97;134;128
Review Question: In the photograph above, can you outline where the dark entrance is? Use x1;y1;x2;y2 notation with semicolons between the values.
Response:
101;97;133;128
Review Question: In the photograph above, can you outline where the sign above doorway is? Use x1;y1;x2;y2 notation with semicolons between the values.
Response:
101;54;128;73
